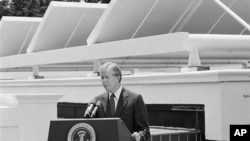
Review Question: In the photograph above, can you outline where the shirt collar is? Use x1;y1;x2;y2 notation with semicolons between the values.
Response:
110;84;122;99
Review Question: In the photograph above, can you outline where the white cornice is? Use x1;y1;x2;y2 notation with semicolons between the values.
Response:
1;70;250;87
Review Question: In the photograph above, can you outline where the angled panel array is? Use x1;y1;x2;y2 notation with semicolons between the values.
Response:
0;0;250;70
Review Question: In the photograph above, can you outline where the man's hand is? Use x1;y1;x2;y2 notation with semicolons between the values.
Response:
132;132;141;141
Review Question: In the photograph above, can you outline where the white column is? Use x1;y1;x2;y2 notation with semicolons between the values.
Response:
16;94;63;141
0;95;19;141
0;93;63;141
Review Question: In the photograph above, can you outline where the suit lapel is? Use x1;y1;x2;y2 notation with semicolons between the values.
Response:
115;88;129;116
102;92;109;114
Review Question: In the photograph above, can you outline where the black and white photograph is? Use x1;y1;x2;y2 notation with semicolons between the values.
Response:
0;0;250;141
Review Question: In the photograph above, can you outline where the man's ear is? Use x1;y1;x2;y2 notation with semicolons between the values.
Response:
117;75;121;82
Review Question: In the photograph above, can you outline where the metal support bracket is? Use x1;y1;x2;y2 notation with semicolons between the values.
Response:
93;59;101;76
213;0;250;32
31;65;44;79
181;48;209;72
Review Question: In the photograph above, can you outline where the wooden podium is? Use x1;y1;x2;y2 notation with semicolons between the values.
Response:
47;118;133;141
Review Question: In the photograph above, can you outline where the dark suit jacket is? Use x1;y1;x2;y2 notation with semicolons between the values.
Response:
92;87;150;141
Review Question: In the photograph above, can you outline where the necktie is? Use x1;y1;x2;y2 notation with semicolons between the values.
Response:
110;93;115;116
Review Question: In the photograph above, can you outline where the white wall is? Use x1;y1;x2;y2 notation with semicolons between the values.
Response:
1;70;250;141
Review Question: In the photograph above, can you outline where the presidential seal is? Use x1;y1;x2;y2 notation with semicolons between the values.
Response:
67;123;96;141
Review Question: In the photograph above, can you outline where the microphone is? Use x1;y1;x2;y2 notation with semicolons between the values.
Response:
84;99;96;118
90;101;102;118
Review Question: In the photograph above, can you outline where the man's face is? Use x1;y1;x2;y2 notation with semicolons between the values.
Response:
100;69;120;93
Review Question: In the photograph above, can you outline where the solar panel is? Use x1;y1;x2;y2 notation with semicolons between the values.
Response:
87;0;199;44
26;2;107;53
0;16;41;57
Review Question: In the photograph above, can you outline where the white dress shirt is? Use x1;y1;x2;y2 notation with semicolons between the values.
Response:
109;85;122;110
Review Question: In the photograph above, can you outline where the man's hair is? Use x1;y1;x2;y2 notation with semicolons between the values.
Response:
99;62;122;82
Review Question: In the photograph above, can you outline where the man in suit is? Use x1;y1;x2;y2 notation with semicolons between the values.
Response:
88;62;150;141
